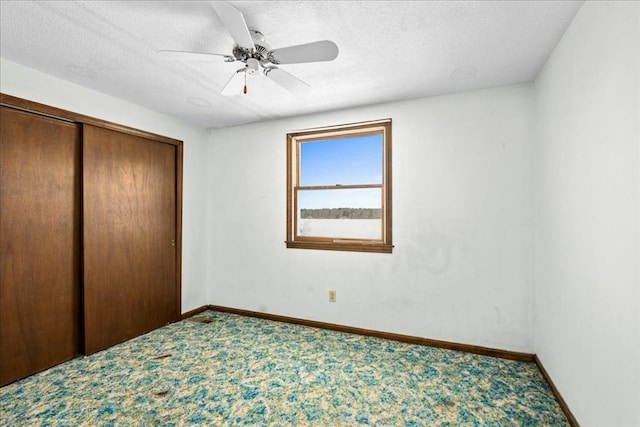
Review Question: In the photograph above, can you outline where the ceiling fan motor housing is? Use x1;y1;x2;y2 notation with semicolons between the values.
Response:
232;30;276;66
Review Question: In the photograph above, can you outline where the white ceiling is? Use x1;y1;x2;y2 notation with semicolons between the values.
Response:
0;1;582;130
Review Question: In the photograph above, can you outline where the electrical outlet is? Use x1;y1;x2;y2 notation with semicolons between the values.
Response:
329;290;336;303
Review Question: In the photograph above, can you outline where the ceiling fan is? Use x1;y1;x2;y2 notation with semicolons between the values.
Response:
157;1;339;96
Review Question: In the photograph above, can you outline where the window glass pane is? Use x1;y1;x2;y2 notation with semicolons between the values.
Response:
297;188;382;240
299;133;382;186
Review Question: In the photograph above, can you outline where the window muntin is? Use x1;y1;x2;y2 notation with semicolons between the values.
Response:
286;120;392;253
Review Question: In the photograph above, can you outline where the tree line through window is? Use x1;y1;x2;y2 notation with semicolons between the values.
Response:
300;208;382;219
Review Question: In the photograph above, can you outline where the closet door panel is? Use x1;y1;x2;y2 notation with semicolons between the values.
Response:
0;107;82;386
83;125;178;354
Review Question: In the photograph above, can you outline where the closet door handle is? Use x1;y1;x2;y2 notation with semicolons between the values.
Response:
171;239;176;246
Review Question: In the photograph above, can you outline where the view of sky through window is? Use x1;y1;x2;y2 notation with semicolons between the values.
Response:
299;134;382;210
299;134;382;186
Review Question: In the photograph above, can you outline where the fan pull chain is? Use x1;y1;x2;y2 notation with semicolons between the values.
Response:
243;70;248;94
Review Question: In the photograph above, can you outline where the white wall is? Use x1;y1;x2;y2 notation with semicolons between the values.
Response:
207;83;535;352
534;2;640;426
0;58;210;313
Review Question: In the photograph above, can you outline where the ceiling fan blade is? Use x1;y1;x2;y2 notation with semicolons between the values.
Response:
212;1;255;50
221;68;247;96
157;50;233;62
264;68;311;95
270;40;339;64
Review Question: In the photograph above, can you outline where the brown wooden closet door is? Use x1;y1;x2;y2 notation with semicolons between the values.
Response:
0;107;82;386
82;125;178;354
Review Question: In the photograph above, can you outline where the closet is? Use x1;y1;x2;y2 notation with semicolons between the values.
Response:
83;125;179;354
0;95;182;386
0;106;83;386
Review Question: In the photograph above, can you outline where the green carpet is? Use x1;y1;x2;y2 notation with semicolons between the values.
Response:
0;311;568;426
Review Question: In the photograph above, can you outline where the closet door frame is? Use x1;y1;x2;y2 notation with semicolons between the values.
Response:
0;93;183;322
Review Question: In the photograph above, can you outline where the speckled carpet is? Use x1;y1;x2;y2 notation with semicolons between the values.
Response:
0;311;568;426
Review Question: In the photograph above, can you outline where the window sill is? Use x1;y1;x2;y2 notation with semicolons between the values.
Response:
285;240;393;253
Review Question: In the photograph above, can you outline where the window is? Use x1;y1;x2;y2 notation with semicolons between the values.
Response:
286;119;392;253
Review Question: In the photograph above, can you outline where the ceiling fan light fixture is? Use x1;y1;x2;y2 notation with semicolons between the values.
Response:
246;58;259;75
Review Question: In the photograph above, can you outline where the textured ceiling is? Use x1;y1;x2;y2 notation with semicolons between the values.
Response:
0;1;582;129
